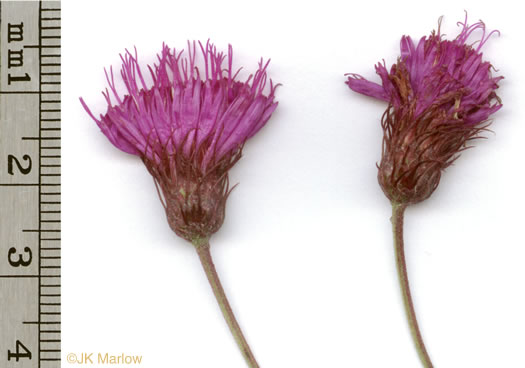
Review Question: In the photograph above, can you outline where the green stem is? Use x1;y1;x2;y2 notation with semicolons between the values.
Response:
194;240;259;368
391;203;434;368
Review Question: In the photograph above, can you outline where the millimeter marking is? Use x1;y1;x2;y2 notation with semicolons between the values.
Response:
0;2;61;367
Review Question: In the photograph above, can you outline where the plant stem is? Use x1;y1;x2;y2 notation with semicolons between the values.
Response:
391;203;434;368
194;240;260;368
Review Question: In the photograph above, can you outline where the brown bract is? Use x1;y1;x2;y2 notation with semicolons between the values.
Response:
378;62;489;206
143;137;242;243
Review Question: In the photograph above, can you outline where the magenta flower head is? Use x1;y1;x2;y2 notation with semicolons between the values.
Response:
81;41;278;243
81;41;278;367
347;15;502;205
346;15;503;368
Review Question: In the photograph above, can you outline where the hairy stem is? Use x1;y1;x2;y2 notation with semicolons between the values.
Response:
194;240;259;368
391;203;434;368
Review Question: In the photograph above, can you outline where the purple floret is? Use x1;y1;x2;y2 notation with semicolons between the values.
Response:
347;14;502;126
81;41;278;172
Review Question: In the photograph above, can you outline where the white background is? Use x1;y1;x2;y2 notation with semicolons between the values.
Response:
63;0;525;367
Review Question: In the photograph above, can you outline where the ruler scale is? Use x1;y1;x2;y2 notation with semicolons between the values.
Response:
0;1;60;367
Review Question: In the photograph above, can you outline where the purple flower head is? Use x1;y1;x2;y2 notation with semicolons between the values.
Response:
346;15;503;205
81;41;279;242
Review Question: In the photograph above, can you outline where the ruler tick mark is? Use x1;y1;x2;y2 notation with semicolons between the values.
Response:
23;229;60;233
0;183;39;186
24;44;61;49
0;275;39;278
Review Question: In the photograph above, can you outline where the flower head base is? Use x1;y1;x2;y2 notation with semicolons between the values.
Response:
347;15;502;205
81;41;278;242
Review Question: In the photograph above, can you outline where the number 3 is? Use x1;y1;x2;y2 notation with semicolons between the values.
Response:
8;247;32;267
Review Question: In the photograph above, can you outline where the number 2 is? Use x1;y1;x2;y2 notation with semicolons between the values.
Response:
8;154;32;175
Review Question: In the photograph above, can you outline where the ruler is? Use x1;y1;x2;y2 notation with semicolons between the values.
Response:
0;1;61;367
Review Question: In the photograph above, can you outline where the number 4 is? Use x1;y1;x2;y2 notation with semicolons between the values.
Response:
7;340;32;361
